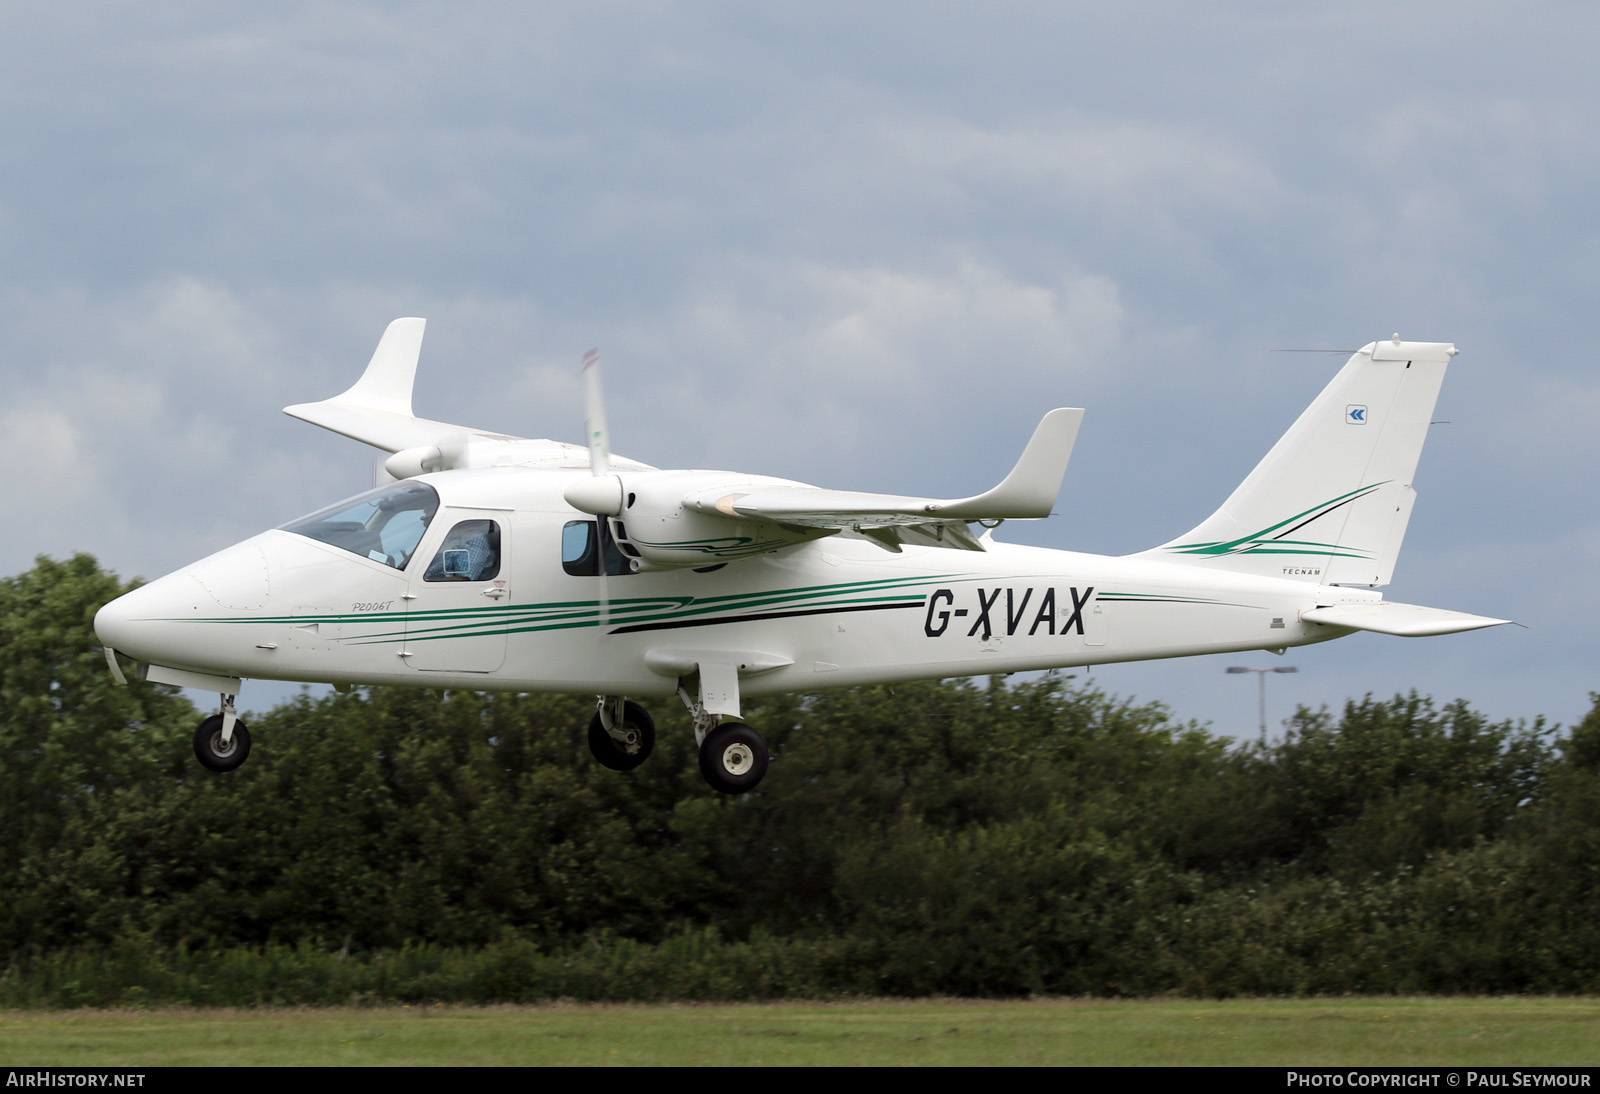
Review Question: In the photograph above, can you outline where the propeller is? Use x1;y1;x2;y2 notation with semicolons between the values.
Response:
583;348;609;478
565;350;625;517
579;349;617;628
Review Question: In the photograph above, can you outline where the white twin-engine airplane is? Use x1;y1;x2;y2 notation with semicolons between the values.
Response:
95;320;1510;793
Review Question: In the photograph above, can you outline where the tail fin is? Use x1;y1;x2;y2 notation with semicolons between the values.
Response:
1136;337;1457;586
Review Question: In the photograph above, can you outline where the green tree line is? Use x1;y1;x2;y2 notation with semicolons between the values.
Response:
2;554;1597;1004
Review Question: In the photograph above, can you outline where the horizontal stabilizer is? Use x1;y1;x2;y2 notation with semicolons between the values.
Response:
1302;602;1511;637
693;408;1083;531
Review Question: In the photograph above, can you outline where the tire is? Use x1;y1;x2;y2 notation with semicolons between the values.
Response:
194;714;252;772
587;700;656;771
698;722;768;794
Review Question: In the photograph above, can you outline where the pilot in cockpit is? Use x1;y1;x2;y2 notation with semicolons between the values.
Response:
424;519;501;582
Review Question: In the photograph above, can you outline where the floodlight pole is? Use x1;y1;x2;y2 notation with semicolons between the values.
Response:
1225;665;1299;742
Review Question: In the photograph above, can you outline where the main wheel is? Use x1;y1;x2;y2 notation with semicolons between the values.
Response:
698;722;768;794
194;714;251;772
587;700;656;771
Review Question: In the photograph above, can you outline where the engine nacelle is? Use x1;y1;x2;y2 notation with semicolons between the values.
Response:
565;469;828;569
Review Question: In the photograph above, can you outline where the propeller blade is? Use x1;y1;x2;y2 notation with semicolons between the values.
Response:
581;349;615;634
583;349;610;478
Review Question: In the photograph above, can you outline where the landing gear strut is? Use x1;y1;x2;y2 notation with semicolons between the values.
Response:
587;697;656;770
680;683;770;794
194;693;251;772
581;668;773;794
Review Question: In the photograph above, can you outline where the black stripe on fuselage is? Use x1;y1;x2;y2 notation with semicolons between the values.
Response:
607;600;923;635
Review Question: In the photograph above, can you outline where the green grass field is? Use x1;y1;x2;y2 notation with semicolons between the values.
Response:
3;997;1599;1066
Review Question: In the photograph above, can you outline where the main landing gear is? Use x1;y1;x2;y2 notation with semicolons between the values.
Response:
586;688;770;794
194;693;251;772
697;721;768;794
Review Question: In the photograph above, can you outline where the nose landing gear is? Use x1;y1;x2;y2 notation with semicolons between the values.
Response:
194;693;251;772
587;697;656;770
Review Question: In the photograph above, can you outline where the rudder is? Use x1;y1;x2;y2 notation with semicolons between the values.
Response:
1136;337;1457;586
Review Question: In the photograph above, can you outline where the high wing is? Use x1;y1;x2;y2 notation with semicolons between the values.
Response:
293;318;1083;562
680;408;1083;552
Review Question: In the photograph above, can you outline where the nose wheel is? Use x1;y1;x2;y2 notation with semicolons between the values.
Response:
587;698;656;771
194;713;251;772
193;692;251;772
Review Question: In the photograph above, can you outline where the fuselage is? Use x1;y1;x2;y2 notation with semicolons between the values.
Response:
94;466;1370;698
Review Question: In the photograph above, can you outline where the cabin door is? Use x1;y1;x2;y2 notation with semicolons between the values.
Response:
404;508;513;672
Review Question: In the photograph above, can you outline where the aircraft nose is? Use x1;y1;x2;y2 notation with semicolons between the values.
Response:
94;570;207;663
94;538;284;679
93;591;136;652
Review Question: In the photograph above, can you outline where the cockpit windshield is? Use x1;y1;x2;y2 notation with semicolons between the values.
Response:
280;481;441;570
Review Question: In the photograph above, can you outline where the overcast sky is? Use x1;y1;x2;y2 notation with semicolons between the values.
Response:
4;3;1596;734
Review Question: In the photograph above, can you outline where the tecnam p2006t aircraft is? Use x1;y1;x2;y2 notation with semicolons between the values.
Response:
95;321;1510;793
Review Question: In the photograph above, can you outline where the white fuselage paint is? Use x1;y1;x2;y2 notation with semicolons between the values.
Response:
95;466;1370;703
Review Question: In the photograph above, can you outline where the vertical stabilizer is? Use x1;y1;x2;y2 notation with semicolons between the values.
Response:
1136;338;1456;586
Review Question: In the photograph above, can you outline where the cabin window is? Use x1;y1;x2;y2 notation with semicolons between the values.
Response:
281;481;441;570
424;520;501;581
562;520;632;577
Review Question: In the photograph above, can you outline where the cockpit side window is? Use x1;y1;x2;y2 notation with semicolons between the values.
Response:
562;520;632;577
281;481;441;570
424;519;501;581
